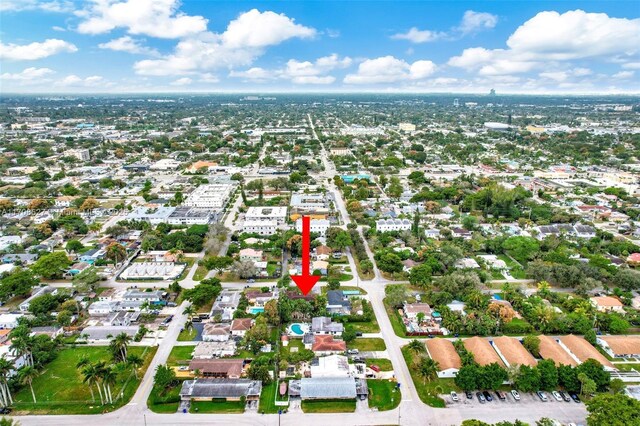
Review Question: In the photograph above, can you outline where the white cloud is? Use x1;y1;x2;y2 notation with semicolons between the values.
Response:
457;10;498;35
221;9;315;49
134;9;317;76
56;74;106;87
391;27;443;44
170;77;192;86
392;10;497;44
98;36;159;56
52;25;66;31
1;67;55;81
613;71;635;79
229;67;274;82
506;10;640;60
449;10;640;78
0;39;77;60
199;73;219;83
230;54;350;85
622;62;640;70
344;56;436;84
76;0;208;38
1;0;73;13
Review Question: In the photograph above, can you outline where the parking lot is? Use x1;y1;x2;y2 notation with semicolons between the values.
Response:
442;390;583;407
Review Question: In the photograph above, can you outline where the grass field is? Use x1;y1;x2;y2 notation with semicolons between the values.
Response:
177;327;197;341
348;338;386;351
190;399;245;413
365;358;393;371
350;318;381;333
193;264;209;281
401;346;459;407
384;298;414;338
12;346;156;415
300;399;356;413
167;345;194;365
258;380;284;414
367;379;401;411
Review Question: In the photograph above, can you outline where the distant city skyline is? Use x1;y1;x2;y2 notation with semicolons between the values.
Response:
1;0;639;94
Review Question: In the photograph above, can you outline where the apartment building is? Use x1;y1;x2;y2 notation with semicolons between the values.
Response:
183;184;235;209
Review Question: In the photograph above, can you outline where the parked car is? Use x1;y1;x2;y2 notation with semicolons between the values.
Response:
510;390;521;401
495;391;506;401
370;365;381;373
355;332;363;337
450;391;459;402
476;392;486;403
559;391;571;402
552;391;563;402
247;279;255;283
347;349;359;355
191;317;202;322
482;391;493;402
465;391;473;400
167;302;177;307
569;392;581;403
536;391;548;402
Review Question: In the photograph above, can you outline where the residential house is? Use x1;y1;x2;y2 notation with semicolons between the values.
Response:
403;302;432;321
230;318;253;337
376;219;411;232
296;218;331;237
179;379;262;402
426;339;461;378
202;323;231;342
590;296;625;313
597;335;640;358
326;290;351;315
311;335;347;355
309;354;350;378
311;316;344;336
239;248;263;263
19;286;57;313
188;359;244;378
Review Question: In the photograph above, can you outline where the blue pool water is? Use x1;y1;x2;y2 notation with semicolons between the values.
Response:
492;294;503;300
250;307;265;314
290;324;305;335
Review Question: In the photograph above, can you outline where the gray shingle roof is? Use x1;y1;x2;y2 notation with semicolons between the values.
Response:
180;379;262;399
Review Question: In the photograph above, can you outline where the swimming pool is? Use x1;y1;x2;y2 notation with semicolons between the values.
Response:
250;307;265;314
288;323;310;336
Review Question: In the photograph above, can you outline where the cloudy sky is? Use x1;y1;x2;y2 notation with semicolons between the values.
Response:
1;0;639;93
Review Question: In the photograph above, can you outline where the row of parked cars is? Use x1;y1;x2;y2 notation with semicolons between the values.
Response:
450;389;582;404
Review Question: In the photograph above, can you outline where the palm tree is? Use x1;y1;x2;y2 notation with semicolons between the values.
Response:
418;356;439;385
0;358;14;407
126;354;143;379
18;366;38;403
110;333;132;362
106;242;126;266
183;305;195;317
407;339;424;353
80;363;100;403
9;330;34;368
101;367;117;404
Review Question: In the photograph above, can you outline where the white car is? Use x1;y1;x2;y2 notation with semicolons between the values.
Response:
552;391;563;401
510;390;520;401
450;391;459;402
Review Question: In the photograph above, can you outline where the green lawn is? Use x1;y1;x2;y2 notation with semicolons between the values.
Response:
616;363;640;372
366;358;393;371
148;383;182;413
167;345;194;365
193;264;209;281
401;346;459;408
301;399;356;413
383;299;414;338
178;327;197;341
177;258;196;281
367;379;401;411
258;380;285;414
350;318;380;333
348;338;386;352
12;346;156;415
190;399;245;413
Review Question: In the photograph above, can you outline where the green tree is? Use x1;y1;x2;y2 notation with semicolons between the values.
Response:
72;267;101;292
385;285;407;308
418;356;439;385
537;359;558;391
522;335;541;358
514;365;541;392
181;278;222;308
153;364;177;390
18;365;38;403
409;264;432;287
65;239;84;253
454;364;478;391
31;251;71;279
585;394;640;426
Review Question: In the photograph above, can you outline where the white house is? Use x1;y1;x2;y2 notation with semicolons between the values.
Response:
0;313;23;329
230;318;253;337
376;219;411;232
296;218;331;236
243;220;278;236
245;206;288;225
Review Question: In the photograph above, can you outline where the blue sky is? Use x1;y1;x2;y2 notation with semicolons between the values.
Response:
1;0;639;93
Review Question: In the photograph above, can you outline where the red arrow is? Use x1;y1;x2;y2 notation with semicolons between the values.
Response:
291;215;320;295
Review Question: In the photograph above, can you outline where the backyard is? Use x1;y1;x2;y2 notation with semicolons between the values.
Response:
12;346;156;415
167;345;194;365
